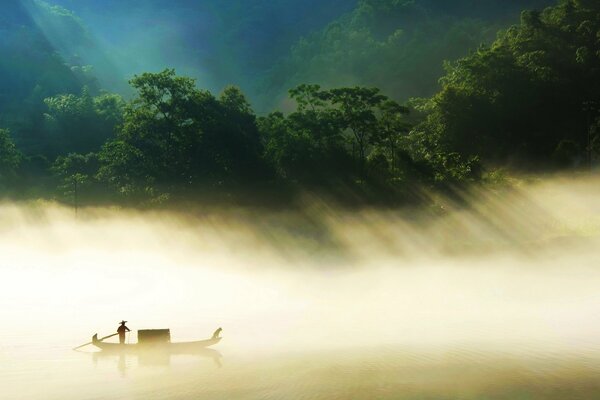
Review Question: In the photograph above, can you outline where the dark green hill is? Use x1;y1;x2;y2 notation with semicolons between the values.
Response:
0;1;99;155
258;0;556;109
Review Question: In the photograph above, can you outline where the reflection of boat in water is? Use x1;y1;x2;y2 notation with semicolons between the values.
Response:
91;342;224;368
91;333;221;354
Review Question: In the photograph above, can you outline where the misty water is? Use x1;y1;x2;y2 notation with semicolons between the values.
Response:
1;176;600;399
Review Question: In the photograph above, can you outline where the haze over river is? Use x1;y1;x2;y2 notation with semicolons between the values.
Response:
1;175;600;399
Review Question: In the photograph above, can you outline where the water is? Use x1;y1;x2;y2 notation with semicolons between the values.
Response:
1;175;600;399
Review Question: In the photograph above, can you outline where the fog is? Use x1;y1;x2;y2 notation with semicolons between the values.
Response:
1;174;599;399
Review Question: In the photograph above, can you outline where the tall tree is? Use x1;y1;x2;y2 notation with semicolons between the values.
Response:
375;100;410;174
324;87;388;178
0;129;22;182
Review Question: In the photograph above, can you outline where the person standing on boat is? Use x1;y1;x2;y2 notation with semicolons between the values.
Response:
117;320;130;344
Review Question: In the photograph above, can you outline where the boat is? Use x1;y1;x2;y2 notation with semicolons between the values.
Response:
91;330;222;354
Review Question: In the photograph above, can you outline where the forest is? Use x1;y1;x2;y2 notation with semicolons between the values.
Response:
1;0;599;207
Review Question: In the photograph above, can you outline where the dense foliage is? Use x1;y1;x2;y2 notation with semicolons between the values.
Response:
95;70;267;201
0;0;599;207
49;73;425;205
43;0;554;110
259;0;554;109
413;0;600;167
0;1;100;156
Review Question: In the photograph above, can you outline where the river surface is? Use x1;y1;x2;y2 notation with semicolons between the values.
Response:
1;176;600;399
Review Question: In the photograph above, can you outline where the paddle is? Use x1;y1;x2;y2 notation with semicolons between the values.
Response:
73;332;119;350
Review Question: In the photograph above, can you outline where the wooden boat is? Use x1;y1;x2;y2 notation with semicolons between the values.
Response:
91;332;221;354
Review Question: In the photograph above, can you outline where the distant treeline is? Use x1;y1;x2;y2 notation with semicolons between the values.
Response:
258;0;555;109
0;0;599;207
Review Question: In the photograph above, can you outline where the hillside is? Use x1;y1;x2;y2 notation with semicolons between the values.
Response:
258;0;556;109
0;0;598;206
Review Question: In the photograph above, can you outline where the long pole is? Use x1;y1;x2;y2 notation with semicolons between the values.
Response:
73;332;119;350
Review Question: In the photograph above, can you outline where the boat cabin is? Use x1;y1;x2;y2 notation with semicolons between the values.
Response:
138;329;171;344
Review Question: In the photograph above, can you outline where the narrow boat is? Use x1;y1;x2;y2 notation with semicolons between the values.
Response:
91;329;221;353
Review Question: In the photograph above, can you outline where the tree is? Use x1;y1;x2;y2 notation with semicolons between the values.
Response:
324;87;388;178
98;69;268;200
0;129;22;182
52;152;100;208
288;84;328;112
97;140;147;198
42;88;124;157
214;86;268;184
98;69;202;197
259;84;356;185
374;100;410;174
412;0;600;167
258;0;554;111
